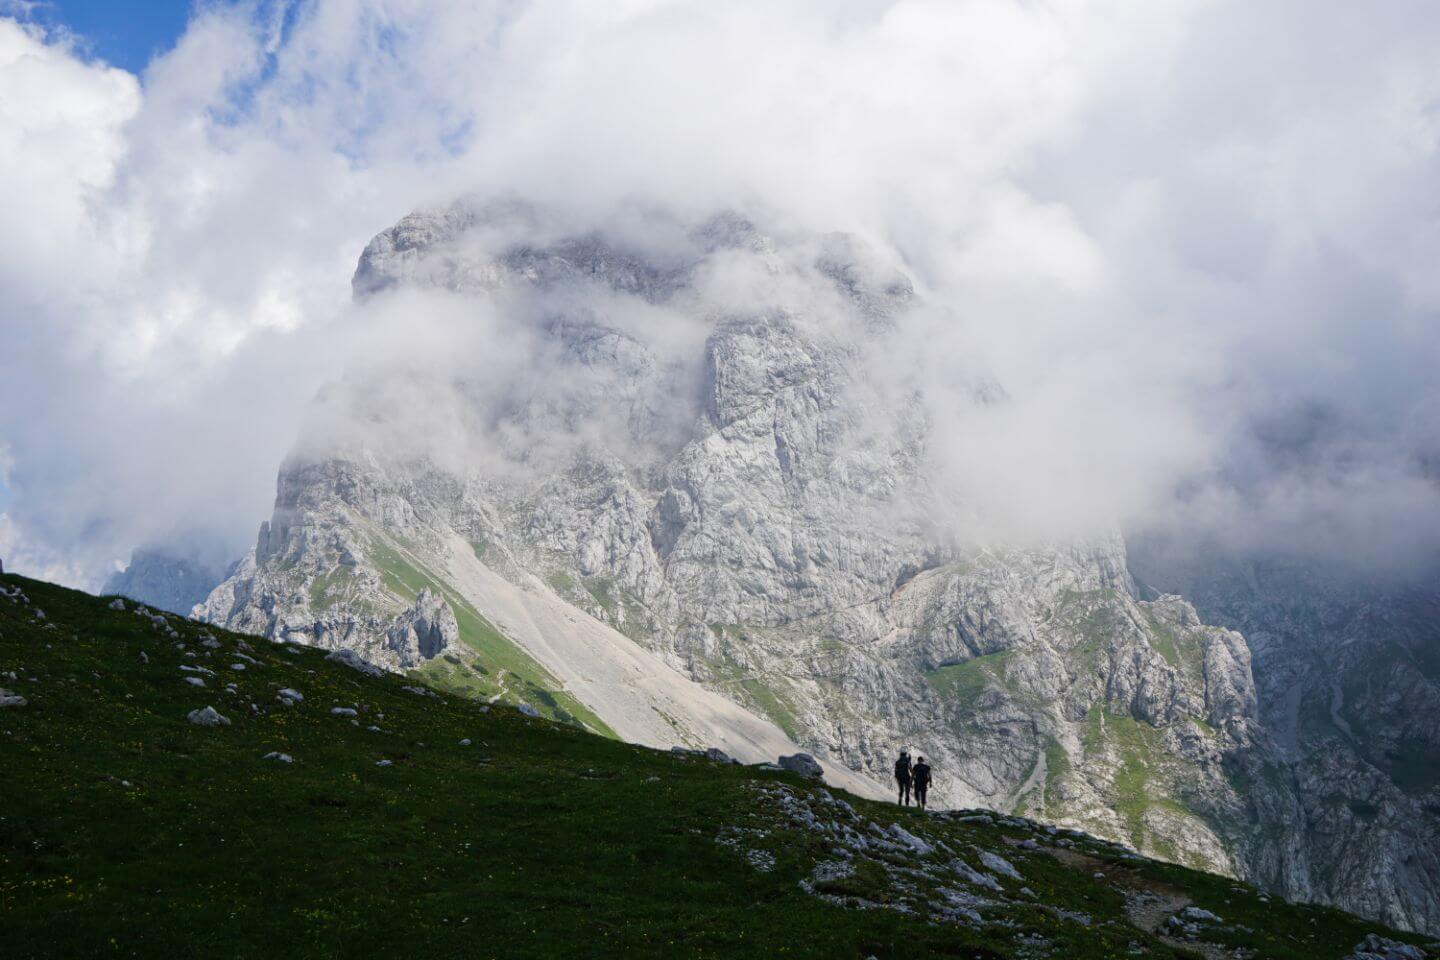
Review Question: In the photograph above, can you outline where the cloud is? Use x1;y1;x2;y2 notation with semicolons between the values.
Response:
1;0;1438;586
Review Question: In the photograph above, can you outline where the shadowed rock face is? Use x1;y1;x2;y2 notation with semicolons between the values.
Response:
1129;543;1440;935
197;198;1434;933
104;548;229;616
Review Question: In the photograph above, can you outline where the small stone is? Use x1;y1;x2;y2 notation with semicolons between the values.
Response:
517;703;541;718
186;706;230;727
263;752;294;763
0;688;28;708
277;688;303;703
331;707;358;717
459;738;471;746
108;599;125;611
229;663;246;671
184;677;206;688
375;759;393;767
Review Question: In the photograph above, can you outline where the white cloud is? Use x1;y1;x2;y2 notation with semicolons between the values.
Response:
0;0;1438;586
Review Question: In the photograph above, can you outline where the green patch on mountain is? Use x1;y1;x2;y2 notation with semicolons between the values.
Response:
306;564;358;612
0;572;1428;960
366;536;606;731
1084;708;1200;861
1054;588;1128;672
739;677;802;741
924;650;1012;703
1042;736;1073;810
546;570;577;593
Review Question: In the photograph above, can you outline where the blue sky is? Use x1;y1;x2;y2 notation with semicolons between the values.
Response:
26;0;195;72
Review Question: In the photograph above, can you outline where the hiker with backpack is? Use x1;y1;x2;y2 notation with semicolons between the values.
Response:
912;756;932;810
894;749;913;806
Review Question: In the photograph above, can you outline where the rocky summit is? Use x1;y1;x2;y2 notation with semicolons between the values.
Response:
192;198;1438;934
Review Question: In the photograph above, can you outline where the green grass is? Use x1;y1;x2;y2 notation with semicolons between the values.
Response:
737;677;801;741
1140;610;1204;682
1083;708;1200;863
364;537;613;734
307;565;358;612
924;650;1012;702
1042;736;1072;809
0;573;1430;959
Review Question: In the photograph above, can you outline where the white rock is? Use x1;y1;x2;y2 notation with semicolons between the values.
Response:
978;850;1022;881
186;706;230;727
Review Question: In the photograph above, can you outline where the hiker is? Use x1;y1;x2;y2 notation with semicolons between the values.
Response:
894;750;913;806
912;756;932;810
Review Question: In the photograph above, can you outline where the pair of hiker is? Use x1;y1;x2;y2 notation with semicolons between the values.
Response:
893;750;932;809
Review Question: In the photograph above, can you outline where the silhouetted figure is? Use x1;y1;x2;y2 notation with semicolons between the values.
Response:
912;756;932;810
894;750;913;806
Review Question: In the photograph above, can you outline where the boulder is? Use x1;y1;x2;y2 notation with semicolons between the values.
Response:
1345;935;1429;960
186;706;231;727
778;753;824;780
383;589;461;666
979;850;1023;881
0;687;28;708
325;648;384;677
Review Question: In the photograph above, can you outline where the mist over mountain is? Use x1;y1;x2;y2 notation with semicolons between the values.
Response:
181;199;1438;933
2;1;1439;588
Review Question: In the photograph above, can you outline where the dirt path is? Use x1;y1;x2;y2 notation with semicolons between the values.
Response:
1027;841;1236;960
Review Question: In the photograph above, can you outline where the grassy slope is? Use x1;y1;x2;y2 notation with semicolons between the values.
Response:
364;535;613;737
0;573;1431;959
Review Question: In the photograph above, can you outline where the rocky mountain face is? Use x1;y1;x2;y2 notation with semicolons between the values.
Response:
1130;542;1440;934
196;198;1433;932
104;547;229;616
